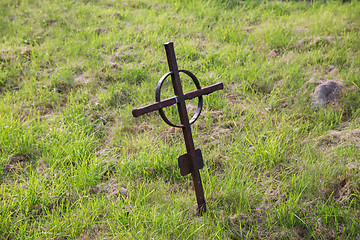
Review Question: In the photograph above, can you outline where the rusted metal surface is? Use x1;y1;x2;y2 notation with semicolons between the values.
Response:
132;42;224;214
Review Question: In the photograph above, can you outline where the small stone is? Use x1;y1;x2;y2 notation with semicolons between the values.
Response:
312;80;344;109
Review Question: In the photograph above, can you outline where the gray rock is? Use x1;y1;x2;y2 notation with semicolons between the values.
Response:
312;80;344;109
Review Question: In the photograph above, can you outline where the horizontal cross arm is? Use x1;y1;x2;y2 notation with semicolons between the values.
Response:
184;82;223;100
132;82;223;118
132;96;177;117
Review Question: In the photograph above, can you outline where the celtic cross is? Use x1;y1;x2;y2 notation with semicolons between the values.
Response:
132;42;223;214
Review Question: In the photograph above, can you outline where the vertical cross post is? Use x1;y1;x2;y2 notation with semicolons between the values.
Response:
164;42;206;213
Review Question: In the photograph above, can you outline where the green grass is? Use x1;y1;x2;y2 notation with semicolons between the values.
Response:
1;0;360;239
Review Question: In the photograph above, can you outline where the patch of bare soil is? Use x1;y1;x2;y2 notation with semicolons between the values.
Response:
312;223;354;240
100;61;123;83
1;153;33;182
211;125;231;140
95;28;108;34
157;126;182;147
132;121;154;134
74;73;92;87
0;49;14;62
76;224;106;240
324;65;340;77
102;118;122;145
224;93;240;106
109;52;125;63
268;49;281;58
36;158;50;176
280;50;296;64
18;46;32;57
109;46;134;64
168;180;191;194
294;26;308;33
316;128;360;151
208;109;223;118
199;123;231;150
48;79;71;94
296;36;342;50
324;176;359;203
90;178;127;200
211;155;227;171
9;153;31;164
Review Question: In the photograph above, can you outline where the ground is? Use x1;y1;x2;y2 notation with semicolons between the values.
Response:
1;0;360;239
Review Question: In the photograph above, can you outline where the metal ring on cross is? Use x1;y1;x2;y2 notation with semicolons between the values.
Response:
156;70;203;128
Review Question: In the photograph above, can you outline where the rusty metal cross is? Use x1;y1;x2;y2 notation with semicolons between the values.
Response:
132;42;223;214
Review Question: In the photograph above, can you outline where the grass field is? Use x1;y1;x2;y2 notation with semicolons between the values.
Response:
1;0;360;239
